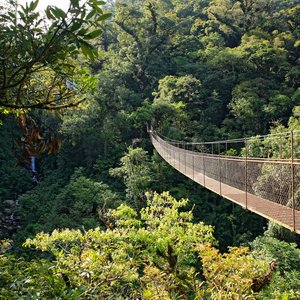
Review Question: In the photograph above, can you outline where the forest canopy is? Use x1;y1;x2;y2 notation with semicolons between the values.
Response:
0;0;300;298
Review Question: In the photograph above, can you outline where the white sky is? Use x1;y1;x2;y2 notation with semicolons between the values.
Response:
18;0;71;12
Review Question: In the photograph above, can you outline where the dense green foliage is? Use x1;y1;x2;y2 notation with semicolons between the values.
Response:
0;0;300;298
0;193;278;299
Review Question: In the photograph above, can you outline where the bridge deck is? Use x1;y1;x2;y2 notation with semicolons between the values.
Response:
152;134;300;233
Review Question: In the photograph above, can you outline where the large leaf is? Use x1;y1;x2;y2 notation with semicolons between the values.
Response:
86;9;96;20
29;0;39;12
45;7;55;20
50;7;66;19
96;13;112;22
70;20;82;31
81;43;94;60
85;29;102;39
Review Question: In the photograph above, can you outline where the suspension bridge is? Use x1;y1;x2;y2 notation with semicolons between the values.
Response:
150;129;300;233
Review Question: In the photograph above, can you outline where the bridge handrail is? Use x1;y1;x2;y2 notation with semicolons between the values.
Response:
152;128;300;146
152;131;300;163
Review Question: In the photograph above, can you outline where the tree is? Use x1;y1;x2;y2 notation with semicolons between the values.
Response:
0;192;274;299
205;0;280;47
229;78;292;135
198;244;271;299
110;147;153;208
18;192;215;298
50;172;120;229
153;75;203;106
251;236;300;298
0;0;110;111
15;168;119;237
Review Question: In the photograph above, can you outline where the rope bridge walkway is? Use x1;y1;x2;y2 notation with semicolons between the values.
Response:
150;130;300;233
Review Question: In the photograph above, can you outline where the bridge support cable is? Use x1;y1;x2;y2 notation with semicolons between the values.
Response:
149;130;300;233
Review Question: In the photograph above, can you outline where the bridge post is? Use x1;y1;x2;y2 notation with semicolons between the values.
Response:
245;139;248;209
176;142;179;170
203;145;206;187
219;142;222;195
174;142;176;168
179;142;181;172
279;136;283;206
192;144;195;181
291;130;296;231
184;142;187;174
280;136;283;159
225;142;228;186
170;141;172;165
168;141;171;163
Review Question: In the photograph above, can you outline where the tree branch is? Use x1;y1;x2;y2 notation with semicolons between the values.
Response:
0;97;86;110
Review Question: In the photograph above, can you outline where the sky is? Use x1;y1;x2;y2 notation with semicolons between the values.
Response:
18;0;71;12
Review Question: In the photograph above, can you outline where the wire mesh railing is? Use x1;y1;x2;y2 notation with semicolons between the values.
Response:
150;129;300;232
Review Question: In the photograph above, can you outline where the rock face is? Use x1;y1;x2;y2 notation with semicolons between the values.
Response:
0;199;20;237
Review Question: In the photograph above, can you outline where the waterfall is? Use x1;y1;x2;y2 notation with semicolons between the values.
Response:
30;156;36;173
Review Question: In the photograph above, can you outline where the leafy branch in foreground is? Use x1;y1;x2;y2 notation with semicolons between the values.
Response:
0;0;110;111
